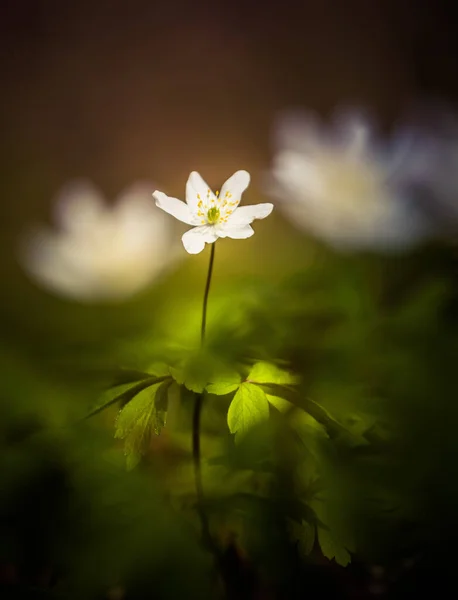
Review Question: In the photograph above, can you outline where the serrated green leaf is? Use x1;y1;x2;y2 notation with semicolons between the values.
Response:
114;385;156;439
227;383;270;442
155;379;170;412
114;381;171;469
171;351;240;394
85;377;167;420
289;519;316;557
317;526;351;567
247;361;299;386
170;354;209;393
153;379;172;434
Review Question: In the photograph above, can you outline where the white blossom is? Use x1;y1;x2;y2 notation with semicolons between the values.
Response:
153;171;273;254
19;180;176;302
268;109;431;251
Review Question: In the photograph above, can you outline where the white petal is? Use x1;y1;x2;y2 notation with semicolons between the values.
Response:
153;191;199;225
216;224;254;239
219;170;251;209
186;171;216;212
182;225;218;254
226;203;274;226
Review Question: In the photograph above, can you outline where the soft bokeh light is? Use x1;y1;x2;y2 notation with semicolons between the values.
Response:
268;109;437;251
18;180;179;302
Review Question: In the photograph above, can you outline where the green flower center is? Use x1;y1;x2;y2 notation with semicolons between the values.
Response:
207;206;220;224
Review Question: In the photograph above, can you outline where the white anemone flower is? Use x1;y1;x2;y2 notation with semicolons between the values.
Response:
153;170;273;254
268;109;431;252
19;180;176;302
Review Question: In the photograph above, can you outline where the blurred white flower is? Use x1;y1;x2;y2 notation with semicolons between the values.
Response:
19;181;176;302
153;170;273;254
395;106;458;232
268;109;431;251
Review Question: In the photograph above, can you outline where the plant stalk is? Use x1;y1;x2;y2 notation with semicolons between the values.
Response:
193;242;216;550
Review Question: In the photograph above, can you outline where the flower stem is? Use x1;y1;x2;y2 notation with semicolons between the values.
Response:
201;242;216;343
193;242;216;550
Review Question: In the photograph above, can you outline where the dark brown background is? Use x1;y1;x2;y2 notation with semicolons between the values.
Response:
1;0;457;228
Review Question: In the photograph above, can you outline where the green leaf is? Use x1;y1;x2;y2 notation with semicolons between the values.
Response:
206;371;242;396
84;376;167;420
266;394;293;413
170;353;210;393
171;351;241;394
247;361;299;386
317;526;351;567
153;379;172;433
114;380;171;469
289;519;316;557
288;410;329;464
258;384;349;440
227;383;270;442
155;379;170;413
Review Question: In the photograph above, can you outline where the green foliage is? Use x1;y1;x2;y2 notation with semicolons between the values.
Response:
289;519;316;557
85;375;169;419
206;373;242;396
170;350;240;394
227;383;270;441
223;360;303;439
247;360;299;386
4;213;458;594
114;379;173;469
317;526;351;567
265;393;293;414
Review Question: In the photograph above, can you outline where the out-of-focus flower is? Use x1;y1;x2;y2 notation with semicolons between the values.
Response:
19;181;176;302
153;171;273;254
268;109;431;251
395;106;458;232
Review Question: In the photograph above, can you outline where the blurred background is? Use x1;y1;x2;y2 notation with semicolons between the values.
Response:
1;1;458;598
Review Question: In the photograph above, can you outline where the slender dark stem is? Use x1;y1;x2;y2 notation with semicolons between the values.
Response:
192;393;213;548
201;242;215;343
193;243;217;551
